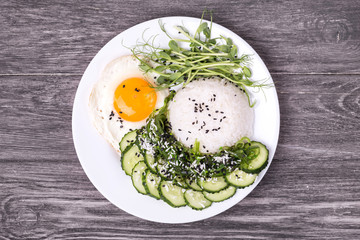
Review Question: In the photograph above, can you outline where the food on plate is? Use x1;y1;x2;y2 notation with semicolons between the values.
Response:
168;77;253;153
89;12;270;210
89;55;168;152
119;88;268;210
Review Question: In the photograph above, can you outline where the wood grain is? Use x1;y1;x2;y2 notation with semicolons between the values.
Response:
0;0;359;74
0;74;359;239
0;0;359;239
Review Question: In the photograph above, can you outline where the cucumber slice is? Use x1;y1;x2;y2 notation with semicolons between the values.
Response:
156;159;169;179
226;169;257;188
198;176;228;193
119;130;137;152
144;152;157;173
203;186;237;202
241;141;269;173
186;178;202;191
121;144;144;175
174;175;188;189
131;161;148;195
159;180;186;207
143;170;161;199
184;189;212;210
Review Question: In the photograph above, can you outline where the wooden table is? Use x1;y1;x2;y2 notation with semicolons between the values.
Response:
1;1;359;239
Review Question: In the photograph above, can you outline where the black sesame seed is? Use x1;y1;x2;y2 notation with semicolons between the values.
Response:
208;114;211;117
188;131;191;133
221;111;224;114
192;99;195;102
205;130;209;133
178;129;182;131
213;118;217;120
215;111;219;113
122;85;125;88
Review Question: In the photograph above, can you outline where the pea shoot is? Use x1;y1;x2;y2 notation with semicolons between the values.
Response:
128;10;270;107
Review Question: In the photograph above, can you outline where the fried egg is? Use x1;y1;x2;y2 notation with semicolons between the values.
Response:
89;55;168;153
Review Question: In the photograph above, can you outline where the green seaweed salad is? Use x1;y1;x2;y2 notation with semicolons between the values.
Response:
119;11;270;210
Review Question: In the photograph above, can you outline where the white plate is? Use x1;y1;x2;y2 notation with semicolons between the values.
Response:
72;16;280;223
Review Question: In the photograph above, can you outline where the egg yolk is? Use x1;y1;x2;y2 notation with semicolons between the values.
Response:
113;77;157;122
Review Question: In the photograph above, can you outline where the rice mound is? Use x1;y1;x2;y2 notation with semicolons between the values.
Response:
168;77;254;153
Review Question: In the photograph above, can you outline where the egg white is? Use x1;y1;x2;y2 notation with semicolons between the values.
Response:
89;55;168;154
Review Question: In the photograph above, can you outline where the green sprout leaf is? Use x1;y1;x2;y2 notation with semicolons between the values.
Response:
168;40;180;52
243;66;251;78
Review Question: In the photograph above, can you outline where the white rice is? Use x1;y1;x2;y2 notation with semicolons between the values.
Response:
168;77;254;153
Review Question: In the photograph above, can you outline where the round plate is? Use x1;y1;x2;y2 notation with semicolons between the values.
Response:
72;16;280;223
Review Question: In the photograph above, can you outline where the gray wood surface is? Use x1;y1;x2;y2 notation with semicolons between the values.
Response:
0;0;359;239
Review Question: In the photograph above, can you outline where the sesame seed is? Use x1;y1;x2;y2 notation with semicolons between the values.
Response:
122;85;125;88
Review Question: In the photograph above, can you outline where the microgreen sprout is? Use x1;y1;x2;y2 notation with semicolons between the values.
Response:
127;10;271;106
